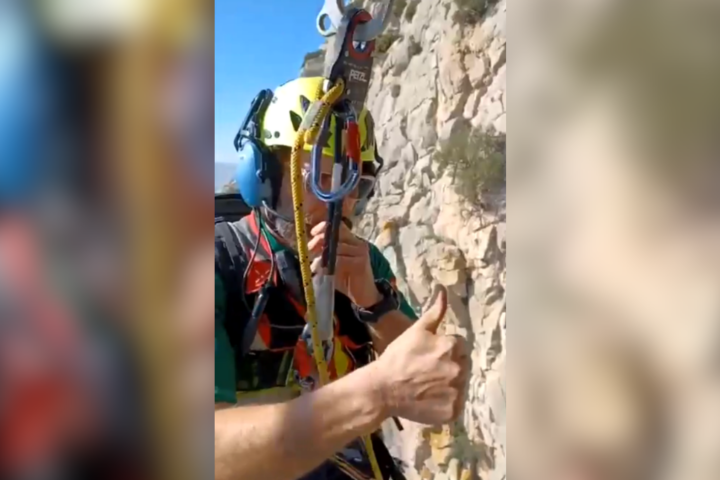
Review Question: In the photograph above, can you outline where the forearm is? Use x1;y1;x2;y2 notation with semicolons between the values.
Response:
368;310;413;353
214;363;386;480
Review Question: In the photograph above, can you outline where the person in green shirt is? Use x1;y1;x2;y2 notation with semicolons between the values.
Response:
215;76;470;480
215;221;419;405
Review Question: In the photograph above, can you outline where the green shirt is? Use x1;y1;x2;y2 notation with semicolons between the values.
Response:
215;228;417;404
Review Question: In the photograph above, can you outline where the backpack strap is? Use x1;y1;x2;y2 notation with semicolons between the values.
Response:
215;219;251;354
215;215;277;358
215;222;245;284
274;250;305;304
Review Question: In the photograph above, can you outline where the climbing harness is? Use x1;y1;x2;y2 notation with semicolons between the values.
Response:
214;211;375;399
287;2;396;479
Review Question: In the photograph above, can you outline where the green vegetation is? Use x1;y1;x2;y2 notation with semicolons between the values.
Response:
452;0;498;26
434;125;506;205
375;32;401;53
404;0;420;21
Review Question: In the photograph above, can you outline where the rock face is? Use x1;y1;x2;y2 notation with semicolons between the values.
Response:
301;1;506;479
300;45;327;78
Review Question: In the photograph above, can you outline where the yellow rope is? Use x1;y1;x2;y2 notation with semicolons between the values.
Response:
333;454;374;480
290;79;383;480
363;433;384;480
289;80;342;385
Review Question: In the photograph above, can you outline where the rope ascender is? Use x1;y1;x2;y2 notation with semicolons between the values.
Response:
290;1;395;479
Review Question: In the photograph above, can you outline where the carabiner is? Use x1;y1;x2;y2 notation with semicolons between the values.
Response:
309;113;361;203
316;0;395;42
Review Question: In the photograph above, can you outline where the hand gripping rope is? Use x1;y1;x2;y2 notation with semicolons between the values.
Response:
289;2;394;479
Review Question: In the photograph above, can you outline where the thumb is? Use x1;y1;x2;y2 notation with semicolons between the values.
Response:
310;257;323;275
413;284;448;334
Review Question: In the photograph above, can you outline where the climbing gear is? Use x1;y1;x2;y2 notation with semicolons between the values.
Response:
217;145;404;480
308;109;362;203
303;169;376;201
284;79;342;387
214;212;374;392
289;3;394;479
232;77;378;212
352;146;385;217
316;0;395;42
294;4;388;383
259;76;377;163
220;1;398;477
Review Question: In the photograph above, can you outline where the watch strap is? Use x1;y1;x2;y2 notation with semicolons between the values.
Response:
353;279;399;324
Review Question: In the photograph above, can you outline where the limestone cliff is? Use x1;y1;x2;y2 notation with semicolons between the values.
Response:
301;1;506;479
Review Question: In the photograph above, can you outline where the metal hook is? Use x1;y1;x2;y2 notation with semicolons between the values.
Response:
309;109;362;203
316;0;395;42
316;0;344;37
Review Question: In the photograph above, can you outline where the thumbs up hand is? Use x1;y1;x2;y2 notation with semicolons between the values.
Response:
371;285;470;425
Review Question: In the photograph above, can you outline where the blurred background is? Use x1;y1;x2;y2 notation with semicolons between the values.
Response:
511;1;720;480
0;0;212;479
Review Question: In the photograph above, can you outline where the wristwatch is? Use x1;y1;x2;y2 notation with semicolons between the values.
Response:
352;279;400;324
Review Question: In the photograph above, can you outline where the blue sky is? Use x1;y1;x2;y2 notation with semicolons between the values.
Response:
215;0;325;168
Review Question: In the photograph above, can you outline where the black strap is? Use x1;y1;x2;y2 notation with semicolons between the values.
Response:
274;250;305;304
372;432;406;480
241;283;270;357
215;221;251;352
215;222;243;277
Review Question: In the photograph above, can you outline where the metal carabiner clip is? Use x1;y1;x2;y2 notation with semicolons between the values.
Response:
316;0;395;42
309;111;361;204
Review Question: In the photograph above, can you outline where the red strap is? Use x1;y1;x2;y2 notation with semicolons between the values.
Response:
243;260;274;294
242;212;279;293
346;120;361;165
